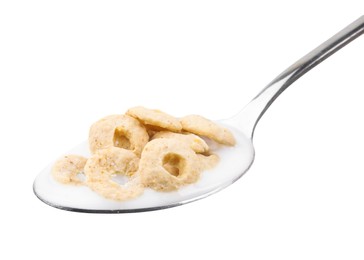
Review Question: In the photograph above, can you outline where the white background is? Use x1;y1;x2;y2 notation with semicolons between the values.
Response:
1;1;364;259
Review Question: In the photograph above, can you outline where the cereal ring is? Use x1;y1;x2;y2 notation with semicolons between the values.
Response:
180;115;236;146
160;153;219;177
88;114;149;156
126;106;182;132
138;138;201;191
52;155;87;185
152;131;209;153
84;147;143;201
196;154;220;170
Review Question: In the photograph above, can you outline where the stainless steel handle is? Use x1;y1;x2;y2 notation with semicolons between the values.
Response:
233;16;364;139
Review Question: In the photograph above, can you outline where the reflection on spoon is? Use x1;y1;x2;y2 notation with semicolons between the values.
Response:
33;16;364;213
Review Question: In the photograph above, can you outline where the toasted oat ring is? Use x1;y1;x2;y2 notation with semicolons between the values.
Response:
152;132;219;174
138;138;201;191
88;114;149;156
151;131;209;153
196;153;220;170
52;155;87;185
180;115;236;146
126;106;182;132
84;147;143;201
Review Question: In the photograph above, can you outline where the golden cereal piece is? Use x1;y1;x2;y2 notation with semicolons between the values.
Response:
84;147;143;201
180;115;236;146
196;153;220;170
88;114;149;156
52;155;87;185
126;106;182;132
152;131;209;153
138;138;202;191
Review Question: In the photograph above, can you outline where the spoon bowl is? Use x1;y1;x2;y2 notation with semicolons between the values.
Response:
34;16;364;213
33;123;255;213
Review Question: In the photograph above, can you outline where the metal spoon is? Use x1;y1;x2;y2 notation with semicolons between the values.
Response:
33;16;364;213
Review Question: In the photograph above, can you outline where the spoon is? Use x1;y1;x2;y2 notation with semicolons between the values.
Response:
34;16;364;213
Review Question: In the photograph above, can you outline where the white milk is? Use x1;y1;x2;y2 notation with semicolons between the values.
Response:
33;126;254;212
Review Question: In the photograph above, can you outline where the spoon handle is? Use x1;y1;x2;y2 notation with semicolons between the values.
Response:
232;16;364;139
